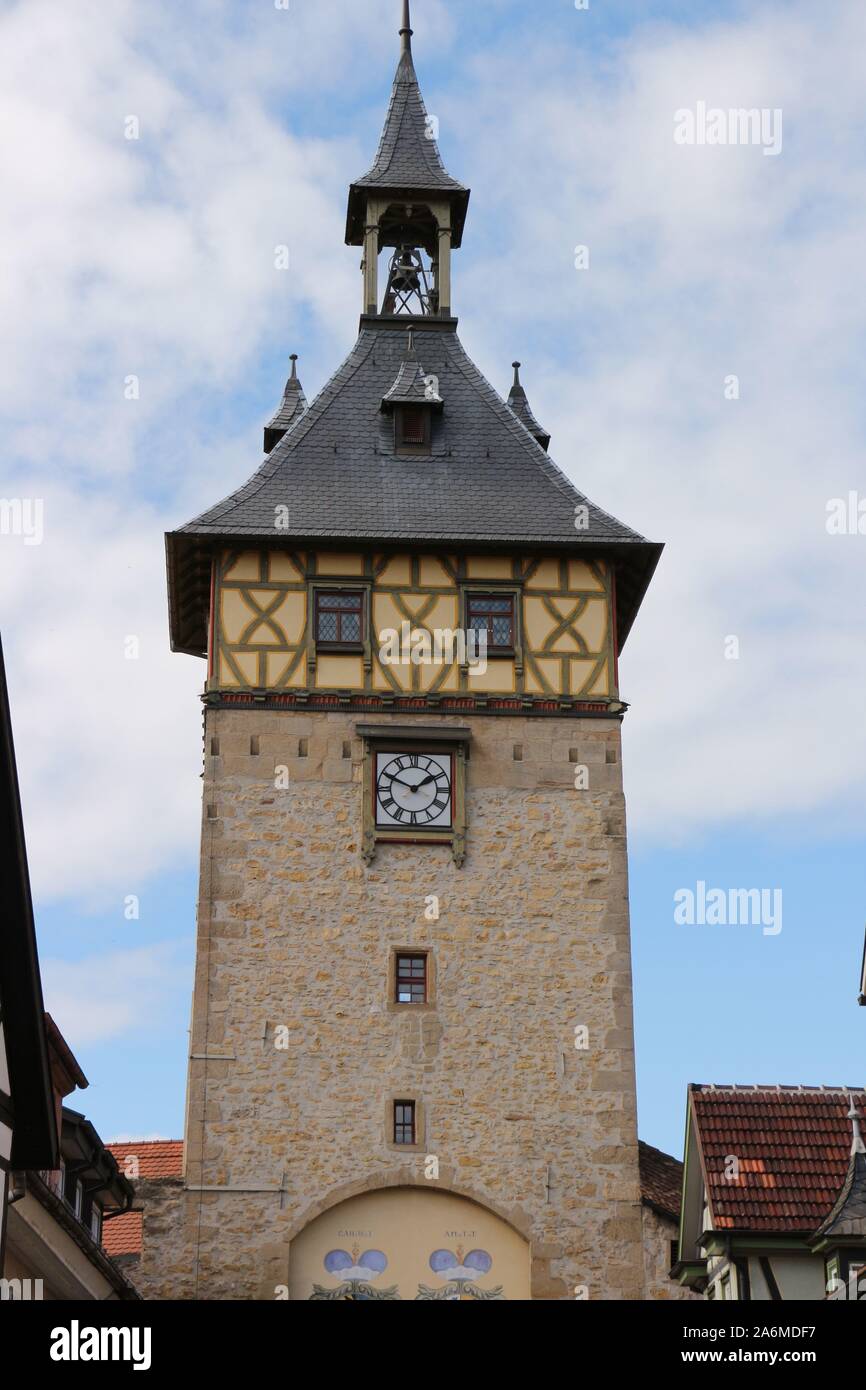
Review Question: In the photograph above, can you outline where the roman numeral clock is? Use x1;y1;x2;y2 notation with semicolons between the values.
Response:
376;753;453;828
359;726;469;866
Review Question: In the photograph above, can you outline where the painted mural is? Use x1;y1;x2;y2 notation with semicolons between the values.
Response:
310;1247;399;1300
308;1244;506;1300
417;1248;505;1300
291;1188;531;1301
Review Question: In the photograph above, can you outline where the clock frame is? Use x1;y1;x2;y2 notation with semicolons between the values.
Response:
358;724;469;867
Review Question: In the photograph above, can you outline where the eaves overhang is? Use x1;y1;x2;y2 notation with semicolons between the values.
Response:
166;531;662;663
700;1230;815;1256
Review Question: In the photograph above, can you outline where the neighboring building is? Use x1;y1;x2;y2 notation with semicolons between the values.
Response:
0;638;137;1301
674;1084;866;1301
152;0;663;1301
639;1141;698;1300
0;637;59;1275
102;1141;184;1284
3;1015;138;1300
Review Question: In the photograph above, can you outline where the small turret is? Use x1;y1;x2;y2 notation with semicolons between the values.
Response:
264;354;308;454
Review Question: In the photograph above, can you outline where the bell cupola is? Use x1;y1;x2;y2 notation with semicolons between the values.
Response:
345;1;470;319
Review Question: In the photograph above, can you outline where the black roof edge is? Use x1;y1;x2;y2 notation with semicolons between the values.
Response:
0;635;59;1171
61;1106;135;1211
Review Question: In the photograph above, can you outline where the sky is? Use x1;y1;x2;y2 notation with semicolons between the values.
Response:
1;0;865;1159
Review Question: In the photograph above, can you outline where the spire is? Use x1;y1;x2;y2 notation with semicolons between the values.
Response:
345;2;469;251
400;0;413;54
507;361;551;452
850;1094;866;1157
264;353;308;454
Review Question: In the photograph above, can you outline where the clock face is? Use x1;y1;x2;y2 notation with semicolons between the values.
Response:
375;752;453;830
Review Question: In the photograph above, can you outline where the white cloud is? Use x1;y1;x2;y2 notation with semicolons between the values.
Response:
41;944;185;1045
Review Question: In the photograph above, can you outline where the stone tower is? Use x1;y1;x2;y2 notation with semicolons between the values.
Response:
160;1;662;1301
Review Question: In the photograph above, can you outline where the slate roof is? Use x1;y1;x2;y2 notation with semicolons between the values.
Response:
639;1140;684;1222
507;362;551;451
814;1150;866;1241
345;19;469;247
167;317;662;656
690;1085;866;1234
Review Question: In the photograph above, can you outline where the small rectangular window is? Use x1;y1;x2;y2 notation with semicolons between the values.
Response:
394;1100;416;1146
467;594;515;651
315;590;364;647
395;405;430;453
90;1204;102;1243
396;954;427;1004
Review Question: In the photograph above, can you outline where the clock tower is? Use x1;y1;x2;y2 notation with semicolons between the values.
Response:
158;1;662;1301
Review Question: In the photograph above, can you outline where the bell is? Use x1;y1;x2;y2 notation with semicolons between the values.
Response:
391;250;420;294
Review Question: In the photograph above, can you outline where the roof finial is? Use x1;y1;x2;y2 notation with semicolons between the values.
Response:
848;1094;866;1157
407;326;416;355
290;353;298;381
512;361;522;388
400;0;413;54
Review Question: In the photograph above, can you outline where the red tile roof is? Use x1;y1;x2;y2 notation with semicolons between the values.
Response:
102;1210;142;1258
107;1140;183;1181
102;1141;183;1257
691;1086;866;1233
639;1141;683;1221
